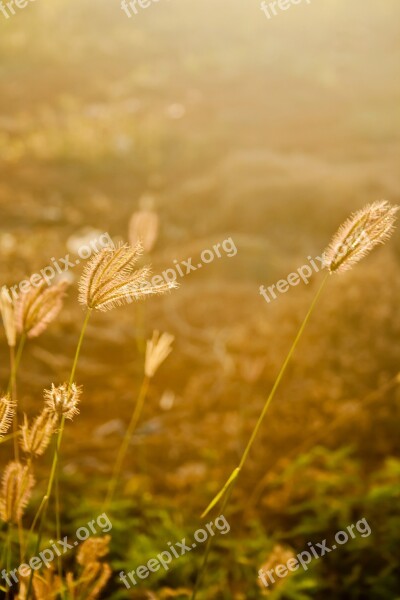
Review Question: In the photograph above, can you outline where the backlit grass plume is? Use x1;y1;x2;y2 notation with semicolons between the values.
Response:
0;288;16;348
129;207;159;253
66;536;112;600
323;200;399;274
0;461;35;524
0;395;15;438
104;329;174;507
192;200;399;599
15;280;68;339
44;383;81;421
145;330;175;378
20;410;57;457
78;242;176;312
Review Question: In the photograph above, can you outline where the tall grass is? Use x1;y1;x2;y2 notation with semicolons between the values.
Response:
191;201;399;598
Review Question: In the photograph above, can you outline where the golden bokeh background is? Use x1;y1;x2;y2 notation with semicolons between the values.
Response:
0;1;399;598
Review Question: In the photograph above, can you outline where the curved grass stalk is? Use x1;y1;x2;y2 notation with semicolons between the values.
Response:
25;309;92;600
7;335;26;463
5;524;11;600
3;335;27;571
104;375;150;509
191;273;329;600
0;431;20;446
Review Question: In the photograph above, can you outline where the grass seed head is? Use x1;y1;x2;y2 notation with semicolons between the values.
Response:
78;242;176;312
0;461;35;523
0;394;15;438
0;288;16;347
67;536;112;600
145;330;175;378
129;207;159;253
323;200;399;274
20;409;58;456
15;280;68;339
44;383;82;421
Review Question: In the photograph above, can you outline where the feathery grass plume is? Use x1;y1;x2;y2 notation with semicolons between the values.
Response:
145;330;175;378
104;330;174;507
15;279;68;339
192;200;400;600
77;535;111;565
44;383;81;420
129;207;159;253
0;394;15;438
323;200;399;274
79;242;176;312
66;536;112;600
30;569;61;600
0;288;16;347
20;410;58;456
0;461;35;523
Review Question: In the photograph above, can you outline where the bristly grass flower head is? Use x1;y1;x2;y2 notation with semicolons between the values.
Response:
66;535;112;600
78;242;177;312
15;279;69;339
44;383;82;421
323;200;399;274
0;461;35;523
0;288;16;348
145;330;175;378
0;394;15;438
129;206;159;253
20;410;58;457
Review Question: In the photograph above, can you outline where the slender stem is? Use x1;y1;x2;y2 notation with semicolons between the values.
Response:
55;465;65;600
7;335;26;566
191;273;329;599
0;431;20;446
25;418;65;600
27;495;48;541
104;376;150;509
191;483;234;600
7;334;26;395
25;309;92;600
69;309;92;387
7;335;25;460
238;273;329;471
9;346;19;462
5;524;11;600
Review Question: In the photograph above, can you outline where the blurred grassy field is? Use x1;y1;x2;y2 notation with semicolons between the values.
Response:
0;0;400;598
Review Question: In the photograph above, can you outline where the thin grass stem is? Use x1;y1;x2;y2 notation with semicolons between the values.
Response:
104;375;150;509
191;273;329;599
25;309;92;600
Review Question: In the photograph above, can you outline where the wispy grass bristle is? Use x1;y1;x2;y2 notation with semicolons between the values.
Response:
15;280;68;339
78;242;177;311
0;461;35;523
324;200;399;274
145;330;175;378
20;410;58;456
0;288;16;348
129;207;159;253
0;394;15;438
44;383;82;421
